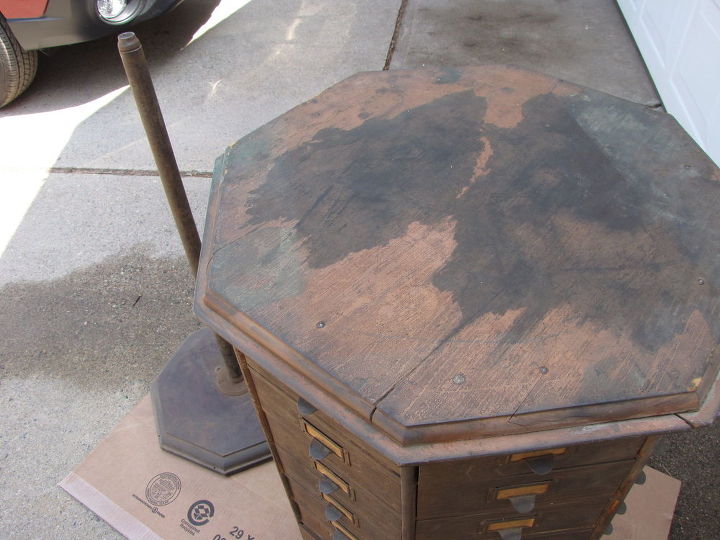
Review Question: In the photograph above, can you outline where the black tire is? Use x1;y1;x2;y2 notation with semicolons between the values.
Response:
0;14;38;108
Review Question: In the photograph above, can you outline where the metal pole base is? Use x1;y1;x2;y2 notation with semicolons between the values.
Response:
151;328;271;475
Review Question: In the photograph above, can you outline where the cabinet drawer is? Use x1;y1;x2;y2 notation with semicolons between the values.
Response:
418;459;633;519
276;444;398;528
248;362;397;472
299;517;329;540
416;497;606;539
265;406;401;512
288;475;401;540
420;437;643;483
250;369;401;509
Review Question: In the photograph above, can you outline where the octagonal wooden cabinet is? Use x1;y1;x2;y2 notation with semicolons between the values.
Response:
194;66;720;540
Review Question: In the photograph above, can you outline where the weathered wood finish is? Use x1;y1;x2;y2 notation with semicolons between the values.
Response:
401;466;419;539
589;436;659;539
198;65;720;445
244;353;661;539
418;460;637;519
196;66;720;539
420;437;643;483
416;496;608;539
232;349;302;523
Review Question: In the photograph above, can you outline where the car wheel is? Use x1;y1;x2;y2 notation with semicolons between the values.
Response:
0;15;38;108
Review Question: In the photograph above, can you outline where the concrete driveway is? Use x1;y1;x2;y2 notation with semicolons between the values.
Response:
0;1;716;538
0;1;400;537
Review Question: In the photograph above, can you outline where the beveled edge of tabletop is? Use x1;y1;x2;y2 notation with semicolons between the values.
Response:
195;279;720;465
194;163;720;462
193;67;720;458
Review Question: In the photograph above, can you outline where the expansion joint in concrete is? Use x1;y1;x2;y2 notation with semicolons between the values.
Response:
49;167;213;178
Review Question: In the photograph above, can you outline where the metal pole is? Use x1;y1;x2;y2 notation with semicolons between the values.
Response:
118;31;242;382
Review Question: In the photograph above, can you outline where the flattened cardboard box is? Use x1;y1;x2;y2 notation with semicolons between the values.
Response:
60;396;301;540
60;396;680;539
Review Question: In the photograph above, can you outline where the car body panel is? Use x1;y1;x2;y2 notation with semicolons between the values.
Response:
0;0;48;19
3;0;182;50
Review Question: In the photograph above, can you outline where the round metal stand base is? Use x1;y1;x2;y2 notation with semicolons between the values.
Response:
151;328;271;475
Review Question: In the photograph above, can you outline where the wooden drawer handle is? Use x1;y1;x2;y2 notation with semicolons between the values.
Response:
303;420;345;460
322;493;355;523
314;461;351;496
331;522;358;540
297;397;317;415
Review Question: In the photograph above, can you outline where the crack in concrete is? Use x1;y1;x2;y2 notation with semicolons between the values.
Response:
49;167;213;178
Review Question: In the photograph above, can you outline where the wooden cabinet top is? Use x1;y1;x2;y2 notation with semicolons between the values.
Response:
195;66;720;447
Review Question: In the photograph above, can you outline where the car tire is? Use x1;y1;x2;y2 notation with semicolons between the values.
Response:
0;14;38;108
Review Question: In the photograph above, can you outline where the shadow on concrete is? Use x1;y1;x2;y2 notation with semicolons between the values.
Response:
0;248;201;537
41;0;401;172
0;248;200;392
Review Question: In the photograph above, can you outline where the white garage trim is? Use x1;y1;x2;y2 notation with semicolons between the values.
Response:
618;0;720;166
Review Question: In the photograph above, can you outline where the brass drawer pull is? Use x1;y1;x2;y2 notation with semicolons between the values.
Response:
488;518;535;531
509;448;566;461
297;397;317;415
494;528;523;540
496;483;550;499
319;477;339;494
507;495;535;514
322;493;355;523
525;454;554;475
303;420;345;460
488;518;535;540
309;439;331;460
325;504;344;522
331;521;358;540
496;482;550;513
510;448;565;474
314;461;351;495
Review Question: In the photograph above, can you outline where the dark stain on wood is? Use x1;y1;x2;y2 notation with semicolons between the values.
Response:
200;66;720;437
243;88;719;356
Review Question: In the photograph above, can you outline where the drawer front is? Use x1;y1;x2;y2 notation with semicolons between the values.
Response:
416;498;606;539
288;475;400;540
420;437;643;483
299;521;326;540
276;444;397;528
249;365;397;471
261;397;401;510
418;459;634;519
250;368;401;511
521;530;593;540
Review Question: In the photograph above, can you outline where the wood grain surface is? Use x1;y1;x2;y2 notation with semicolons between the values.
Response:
196;65;720;444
